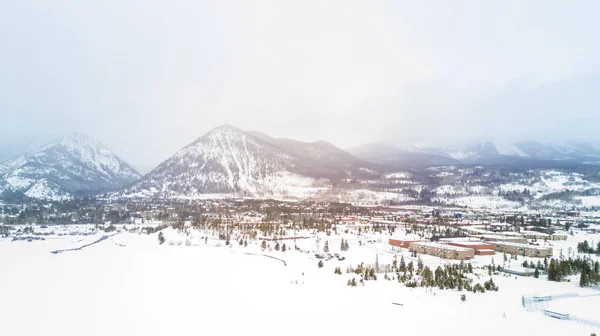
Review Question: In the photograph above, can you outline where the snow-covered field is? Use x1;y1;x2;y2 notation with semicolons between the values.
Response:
1;226;599;336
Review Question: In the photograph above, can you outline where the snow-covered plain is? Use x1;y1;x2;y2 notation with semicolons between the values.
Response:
1;226;599;336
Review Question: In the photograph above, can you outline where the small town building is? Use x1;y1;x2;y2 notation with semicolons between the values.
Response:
551;231;568;241
410;242;475;260
489;241;553;258
478;235;528;245
445;241;496;256
389;238;421;248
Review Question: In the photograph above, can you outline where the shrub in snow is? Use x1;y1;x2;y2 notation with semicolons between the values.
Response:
334;267;342;275
473;283;485;293
318;260;324;268
461;294;466;302
158;232;165;245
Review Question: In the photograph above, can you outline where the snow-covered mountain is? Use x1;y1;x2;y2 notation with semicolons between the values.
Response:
0;134;141;200
396;141;600;166
124;125;335;199
348;142;461;168
248;131;382;179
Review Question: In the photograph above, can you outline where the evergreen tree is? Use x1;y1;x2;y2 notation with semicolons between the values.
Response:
399;255;406;272
244;240;248;247
158;232;165;245
580;266;588;287
534;267;540;279
282;243;287;252
274;242;280;251
261;240;267;250
318;260;324;268
324;240;329;253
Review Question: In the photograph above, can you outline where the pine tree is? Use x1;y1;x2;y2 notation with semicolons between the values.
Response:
324;240;329;253
261;240;267;250
399;255;406;272
318;260;324;268
158;232;165;245
580;266;588;287
244;240;248;247
275;242;280;251
534;267;540;279
282;243;287;252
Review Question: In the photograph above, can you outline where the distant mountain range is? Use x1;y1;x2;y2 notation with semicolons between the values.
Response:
0;134;140;200
349;141;600;168
3;125;600;201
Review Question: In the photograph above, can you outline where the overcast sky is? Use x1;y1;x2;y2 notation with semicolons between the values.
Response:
2;0;600;172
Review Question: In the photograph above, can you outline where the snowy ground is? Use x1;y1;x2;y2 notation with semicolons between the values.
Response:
1;226;599;336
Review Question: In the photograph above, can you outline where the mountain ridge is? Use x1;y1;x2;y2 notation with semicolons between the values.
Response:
0;134;141;200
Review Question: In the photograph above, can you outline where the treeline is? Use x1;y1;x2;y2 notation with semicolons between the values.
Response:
577;240;600;254
546;257;600;288
342;257;499;294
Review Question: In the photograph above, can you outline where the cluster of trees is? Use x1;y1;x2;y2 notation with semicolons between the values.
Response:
274;242;286;252
577;240;600;254
522;259;546;278
340;239;350;251
346;258;494;294
346;262;378;282
546;256;600;287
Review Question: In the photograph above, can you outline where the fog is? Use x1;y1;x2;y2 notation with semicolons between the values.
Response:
1;1;600;170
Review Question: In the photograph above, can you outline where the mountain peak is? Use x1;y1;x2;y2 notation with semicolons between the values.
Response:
206;124;244;135
1;134;141;200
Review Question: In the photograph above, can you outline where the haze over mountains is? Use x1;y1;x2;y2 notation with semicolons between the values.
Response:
2;125;600;201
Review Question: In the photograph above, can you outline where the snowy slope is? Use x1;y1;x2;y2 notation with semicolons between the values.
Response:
124;125;328;199
1;134;141;199
348;142;460;168
493;142;529;157
249;131;382;179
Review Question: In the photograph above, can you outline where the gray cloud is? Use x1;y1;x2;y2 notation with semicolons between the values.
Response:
1;0;600;170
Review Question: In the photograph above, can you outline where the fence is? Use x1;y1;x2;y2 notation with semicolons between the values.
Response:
522;292;600;328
